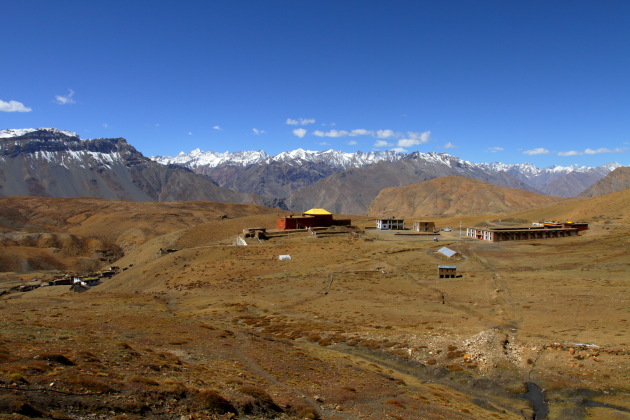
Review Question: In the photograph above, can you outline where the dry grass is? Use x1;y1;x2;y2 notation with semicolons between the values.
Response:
0;194;628;418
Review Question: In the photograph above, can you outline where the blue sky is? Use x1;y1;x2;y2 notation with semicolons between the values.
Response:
1;1;629;167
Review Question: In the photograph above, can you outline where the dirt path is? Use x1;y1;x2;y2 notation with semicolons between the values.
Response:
233;330;356;420
459;242;522;333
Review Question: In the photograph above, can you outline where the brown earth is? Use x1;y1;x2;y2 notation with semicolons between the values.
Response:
0;193;629;419
580;166;630;197
368;176;565;218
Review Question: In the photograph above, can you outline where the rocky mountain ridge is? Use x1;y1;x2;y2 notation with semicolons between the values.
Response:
0;128;255;204
579;166;630;197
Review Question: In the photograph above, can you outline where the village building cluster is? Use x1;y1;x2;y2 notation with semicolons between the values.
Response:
3;266;120;296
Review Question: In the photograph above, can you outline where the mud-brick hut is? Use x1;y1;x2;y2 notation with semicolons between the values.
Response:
276;208;351;230
438;265;457;278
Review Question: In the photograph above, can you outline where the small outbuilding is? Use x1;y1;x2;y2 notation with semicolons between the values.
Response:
413;221;435;232
438;265;457;278
437;247;459;258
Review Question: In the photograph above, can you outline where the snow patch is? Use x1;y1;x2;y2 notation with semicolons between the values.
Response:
0;128;79;139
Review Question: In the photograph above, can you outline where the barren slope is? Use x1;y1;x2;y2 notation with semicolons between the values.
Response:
1;194;629;418
367;176;564;218
580;166;630;197
508;187;630;224
0;196;277;273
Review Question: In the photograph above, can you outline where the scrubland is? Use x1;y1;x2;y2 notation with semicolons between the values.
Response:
0;194;628;419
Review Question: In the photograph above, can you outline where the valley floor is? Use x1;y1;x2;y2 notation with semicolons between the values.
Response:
1;220;629;419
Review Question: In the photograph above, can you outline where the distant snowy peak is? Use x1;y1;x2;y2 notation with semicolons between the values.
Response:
153;147;619;175
406;151;477;169
157;149;272;167
0;127;79;139
480;161;620;177
153;148;404;169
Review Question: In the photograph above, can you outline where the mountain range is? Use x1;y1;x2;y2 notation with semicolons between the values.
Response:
154;146;621;214
0;128;624;215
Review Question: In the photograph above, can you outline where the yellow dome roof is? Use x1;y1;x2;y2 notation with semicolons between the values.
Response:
303;208;332;215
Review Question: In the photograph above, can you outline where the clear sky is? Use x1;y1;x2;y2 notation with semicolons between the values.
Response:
1;1;628;167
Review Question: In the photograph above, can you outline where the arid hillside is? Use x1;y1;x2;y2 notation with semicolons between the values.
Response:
509;187;630;225
367;176;564;218
0;196;277;273
1;194;629;419
580;166;630;197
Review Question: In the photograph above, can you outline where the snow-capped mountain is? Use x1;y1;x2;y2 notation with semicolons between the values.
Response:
0;128;253;204
0;127;79;139
478;161;622;197
154;147;620;199
152;148;403;170
1;128;622;213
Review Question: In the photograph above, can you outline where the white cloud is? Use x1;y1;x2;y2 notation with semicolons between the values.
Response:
55;89;75;105
102;123;109;128
376;129;396;139
311;127;431;150
213;125;221;131
374;140;393;147
252;128;265;135
405;131;431;143
318;141;331;146
292;128;307;138
0;99;31;112
397;132;430;148
444;142;457;149
487;147;504;153
352;129;373;136
286;118;316;126
397;138;421;147
558;147;627;156
188;132;193;135
313;129;348;138
523;147;550;156
391;147;407;153
348;140;357;145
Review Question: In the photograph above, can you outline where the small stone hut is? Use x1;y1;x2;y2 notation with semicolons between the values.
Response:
438;265;457;278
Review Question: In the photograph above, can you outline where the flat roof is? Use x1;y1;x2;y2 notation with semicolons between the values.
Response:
469;227;578;233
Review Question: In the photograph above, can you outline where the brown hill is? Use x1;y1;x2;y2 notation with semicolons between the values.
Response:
367;176;564;218
0;196;277;273
509;187;630;224
283;154;537;214
579;166;630;197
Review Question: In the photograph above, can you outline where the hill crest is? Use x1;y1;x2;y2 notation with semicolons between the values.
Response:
367;176;564;218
